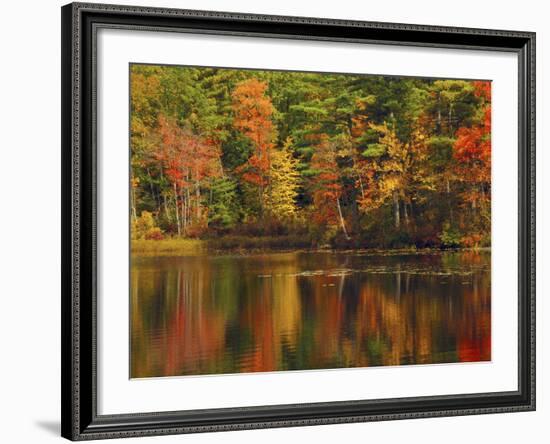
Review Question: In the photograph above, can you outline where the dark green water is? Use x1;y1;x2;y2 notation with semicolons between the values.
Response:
130;250;490;378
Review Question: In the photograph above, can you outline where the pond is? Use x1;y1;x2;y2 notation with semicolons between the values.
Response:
130;250;491;378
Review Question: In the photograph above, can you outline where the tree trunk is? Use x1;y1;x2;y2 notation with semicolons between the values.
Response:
160;168;170;221
186;188;191;225
130;182;137;224
218;157;225;178
173;183;181;237
446;179;454;223
403;200;409;226
163;193;170;221
184;191;189;236
260;183;264;210
184;197;188;234
358;174;365;199
437;94;442;132
336;197;350;240
393;190;400;229
146;168;158;208
196;181;201;221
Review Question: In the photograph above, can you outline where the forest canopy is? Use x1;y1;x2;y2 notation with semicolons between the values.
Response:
130;64;491;249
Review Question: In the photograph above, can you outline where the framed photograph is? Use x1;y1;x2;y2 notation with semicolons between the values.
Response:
61;2;535;440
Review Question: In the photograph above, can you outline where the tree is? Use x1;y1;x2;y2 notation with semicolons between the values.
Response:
429;80;476;136
310;134;349;239
132;211;163;240
208;177;239;229
129;64;491;249
356;122;431;230
452;81;491;245
155;114;222;236
232;78;276;214
265;137;301;222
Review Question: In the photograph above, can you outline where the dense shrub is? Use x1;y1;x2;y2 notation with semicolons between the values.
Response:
439;223;462;248
132;211;164;240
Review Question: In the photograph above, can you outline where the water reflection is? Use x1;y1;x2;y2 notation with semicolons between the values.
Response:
130;251;490;378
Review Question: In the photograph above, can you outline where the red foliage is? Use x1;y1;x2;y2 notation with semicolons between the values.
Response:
153;114;221;232
473;80;491;101
310;135;342;226
453;104;491;185
156;114;221;189
144;229;164;241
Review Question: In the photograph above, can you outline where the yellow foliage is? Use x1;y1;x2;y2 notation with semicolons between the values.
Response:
131;211;164;240
265;137;301;222
357;122;431;214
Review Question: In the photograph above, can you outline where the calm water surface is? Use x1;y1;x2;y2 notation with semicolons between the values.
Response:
130;250;490;378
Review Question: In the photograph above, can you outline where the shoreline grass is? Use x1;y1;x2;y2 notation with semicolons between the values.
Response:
131;237;490;257
131;235;313;256
131;238;206;256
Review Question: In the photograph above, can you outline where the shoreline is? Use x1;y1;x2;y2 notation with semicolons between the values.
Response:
131;238;491;257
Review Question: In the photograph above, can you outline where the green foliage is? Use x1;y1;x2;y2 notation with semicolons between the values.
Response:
428;136;455;169
221;132;253;171
208;177;239;229
439;223;462;248
362;143;387;158
428;136;455;153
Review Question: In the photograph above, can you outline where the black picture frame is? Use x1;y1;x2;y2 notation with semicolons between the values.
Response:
61;2;536;440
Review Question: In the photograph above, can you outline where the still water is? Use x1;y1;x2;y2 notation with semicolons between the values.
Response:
130;250;490;378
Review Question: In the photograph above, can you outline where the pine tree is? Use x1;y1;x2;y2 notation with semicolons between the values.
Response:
208;177;239;229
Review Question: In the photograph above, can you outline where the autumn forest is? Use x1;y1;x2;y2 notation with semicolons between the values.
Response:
130;64;491;250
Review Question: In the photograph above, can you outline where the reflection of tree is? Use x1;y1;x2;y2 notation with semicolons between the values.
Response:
131;252;491;378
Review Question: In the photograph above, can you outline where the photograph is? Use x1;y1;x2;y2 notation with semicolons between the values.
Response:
129;64;492;379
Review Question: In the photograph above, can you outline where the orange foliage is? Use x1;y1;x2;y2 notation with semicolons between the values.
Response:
310;135;342;226
232;79;275;188
453;81;491;225
473;80;491;101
